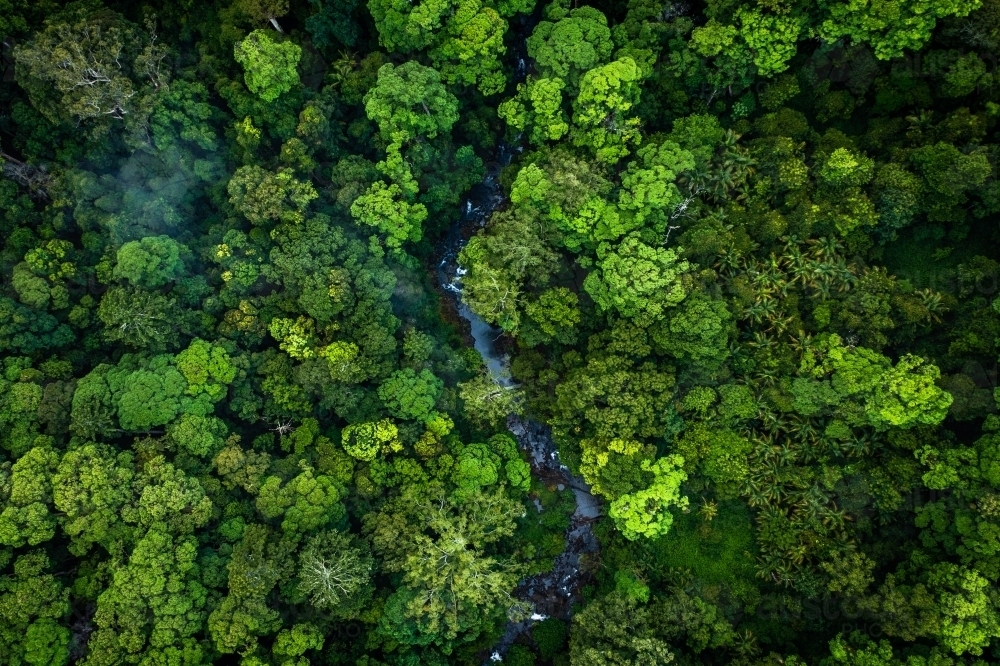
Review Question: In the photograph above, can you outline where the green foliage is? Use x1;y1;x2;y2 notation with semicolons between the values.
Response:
580;438;655;500
0;446;58;547
369;0;456;51
607;454;688;540
458;373;525;426
429;0;508;95
341;419;400;462
297;529;374;615
112;363;188;431
113;235;186;289
149;80;218;151
174;339;237;401
96;287;176;351
207;524;285;655
378;368;444;421
69;349;233;435
818;0;981;60
0;298;74;355
926;562;1000;655
366;487;528;648
498;77;570;145
256;464;345;534
652;295;732;370
364;61;460;140
569;593;675;666
52;443;134;552
127;456;212;534
85;525;207;664
350;180;428;247
167;413;228;457
618;140;695;229
0;551;69;666
22;618;70;666
3;0;1000;661
234;30;302;102
571;57;643;163
368;0;528;94
526;7;613;89
13;4;166;138
272;623;324;662
228;165;318;226
533;617;568;661
584;235;690;324
734;9;802;76
799;334;954;429
524;287;580;344
452;442;501;498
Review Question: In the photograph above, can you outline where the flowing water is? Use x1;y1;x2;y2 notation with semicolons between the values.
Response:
435;144;601;662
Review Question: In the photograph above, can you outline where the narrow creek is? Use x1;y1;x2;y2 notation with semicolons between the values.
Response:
435;144;602;661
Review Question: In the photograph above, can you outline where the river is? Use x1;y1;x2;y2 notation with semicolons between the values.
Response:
435;142;602;661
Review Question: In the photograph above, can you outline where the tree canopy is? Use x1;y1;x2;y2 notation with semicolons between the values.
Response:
2;0;1000;664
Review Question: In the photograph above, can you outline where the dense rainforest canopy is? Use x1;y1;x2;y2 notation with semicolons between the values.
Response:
1;0;1000;664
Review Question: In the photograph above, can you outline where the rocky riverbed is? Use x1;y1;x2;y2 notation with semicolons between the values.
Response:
435;141;602;661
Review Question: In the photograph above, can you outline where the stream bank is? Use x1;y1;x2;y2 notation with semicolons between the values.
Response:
434;144;602;661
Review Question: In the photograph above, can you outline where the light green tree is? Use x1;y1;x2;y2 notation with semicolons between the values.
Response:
498;77;569;145
818;0;982;60
207;524;285;655
527;7;613;89
350;181;428;248
234;29;301;102
366;487;528;647
651;295;732;370
272;623;324;664
112;365;187;432
166;414;228;458
584;235;690;324
363;61;460;140
608;454;688;540
868;355;953;429
125;456;213;534
618;140;695;230
52;443;134;553
819;148;875;188
85;526;207;666
524;287;581;344
174;338;237;401
458;373;525;427
377;368;443;421
735;8;802;76
579;438;656;500
0;446;58;547
341;419;401;462
571;57;643;164
22;618;70;666
926;563;1000;655
430;0;507;94
805;334;953;429
256;464;345;534
368;0;455;51
0;552;70;666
